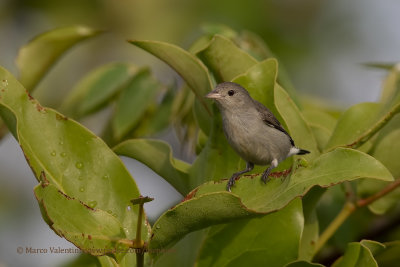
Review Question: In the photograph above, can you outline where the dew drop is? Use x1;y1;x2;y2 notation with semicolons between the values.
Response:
103;174;110;179
156;225;161;229
88;201;97;208
107;210;113;214
79;187;85;192
59;140;64;145
60;152;67;157
127;205;131;211
123;227;130;235
50;151;56;156
78;176;84;181
75;162;84;169
113;213;118;218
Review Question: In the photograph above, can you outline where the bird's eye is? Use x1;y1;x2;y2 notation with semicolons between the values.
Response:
228;90;235;96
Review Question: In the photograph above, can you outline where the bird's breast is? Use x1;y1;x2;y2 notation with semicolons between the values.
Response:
221;111;292;165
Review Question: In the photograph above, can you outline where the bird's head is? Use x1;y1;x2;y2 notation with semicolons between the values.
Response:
205;82;252;111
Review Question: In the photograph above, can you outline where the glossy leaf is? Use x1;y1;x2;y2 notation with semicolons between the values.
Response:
0;66;149;254
299;187;326;260
188;118;242;188
149;148;393;250
61;62;137;118
112;68;161;140
196;34;258;82
332;240;384;267
380;64;400;104
236;30;300;104
373;241;400;267
34;183;127;255
128;39;212;120
275;84;319;158
232;59;283;122
302;110;337;152
285;261;325;267
357;129;400;214
16;25;101;90
196;199;303;267
114;139;191;195
325;103;381;151
60;253;102;267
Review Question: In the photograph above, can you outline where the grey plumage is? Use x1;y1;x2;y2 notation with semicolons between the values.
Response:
205;82;310;191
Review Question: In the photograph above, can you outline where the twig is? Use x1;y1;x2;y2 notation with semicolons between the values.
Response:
313;178;400;258
356;179;400;207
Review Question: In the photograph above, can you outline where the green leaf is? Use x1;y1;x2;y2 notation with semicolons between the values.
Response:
302;110;337;152
149;148;393;250
133;86;175;137
325;103;381;151
357;129;400;214
128;39;212;127
380;64;400;104
112;68;162;140
363;62;395;71
285;261;325;267
196;199;303;267
16;25;101;90
0;66;149;252
113;139;191;195
188;119;242;188
232;59;282;122
332;240;384;267
197;34;258;82
275;84;319;157
372;128;400;178
374;241;400;267
299;187;326;260
60;253;102;267
34;183;128;255
61;62;137;118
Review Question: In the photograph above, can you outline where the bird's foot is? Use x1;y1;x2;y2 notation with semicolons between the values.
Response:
261;173;271;184
226;178;236;192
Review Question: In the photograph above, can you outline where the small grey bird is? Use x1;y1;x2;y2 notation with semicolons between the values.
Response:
205;82;310;192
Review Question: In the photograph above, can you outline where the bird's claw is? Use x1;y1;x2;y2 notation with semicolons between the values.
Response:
261;174;270;184
226;179;235;192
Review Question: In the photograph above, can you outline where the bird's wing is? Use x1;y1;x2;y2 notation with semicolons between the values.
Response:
253;100;295;146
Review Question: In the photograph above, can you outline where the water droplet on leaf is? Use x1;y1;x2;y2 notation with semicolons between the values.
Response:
75;162;84;169
156;225;161;229
79;187;85;192
50;151;56;156
103;174;109;179
60;152;67;157
88;201;97;208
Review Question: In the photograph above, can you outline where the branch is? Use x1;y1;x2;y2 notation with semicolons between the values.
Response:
346;103;400;149
313;178;400;259
357;179;400;207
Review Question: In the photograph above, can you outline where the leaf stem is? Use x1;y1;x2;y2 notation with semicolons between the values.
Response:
313;178;400;258
314;202;356;254
130;196;153;267
347;103;400;149
356;178;400;207
135;203;144;267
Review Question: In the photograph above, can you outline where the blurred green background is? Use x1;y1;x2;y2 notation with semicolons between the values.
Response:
0;0;399;266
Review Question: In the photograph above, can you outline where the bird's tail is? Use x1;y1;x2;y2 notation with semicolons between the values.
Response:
297;149;310;155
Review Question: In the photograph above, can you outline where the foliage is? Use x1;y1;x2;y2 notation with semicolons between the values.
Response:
1;25;400;266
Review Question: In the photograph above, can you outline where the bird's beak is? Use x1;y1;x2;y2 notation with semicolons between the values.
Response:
205;91;222;99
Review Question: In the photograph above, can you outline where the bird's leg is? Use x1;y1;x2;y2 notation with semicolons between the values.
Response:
227;162;254;192
261;159;278;184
